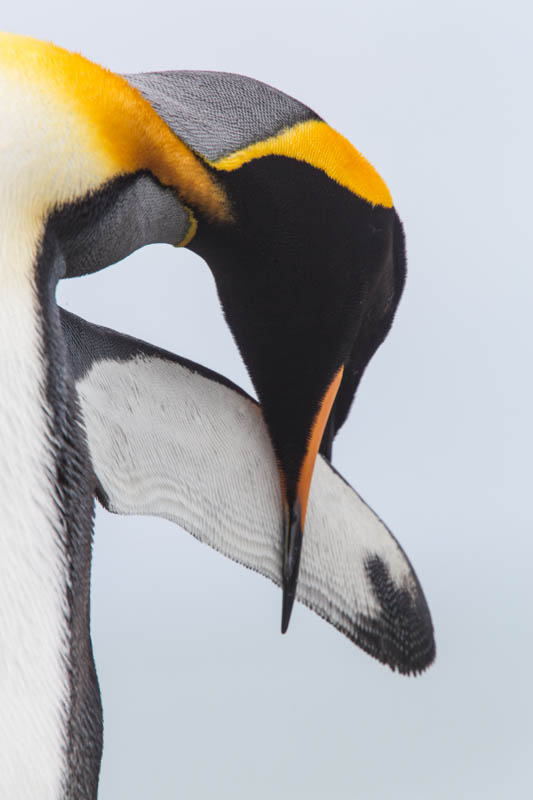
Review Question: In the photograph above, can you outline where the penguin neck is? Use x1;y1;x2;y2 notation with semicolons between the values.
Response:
0;220;71;798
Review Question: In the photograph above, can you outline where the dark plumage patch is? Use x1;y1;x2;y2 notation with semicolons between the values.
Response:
191;155;404;494
36;231;103;799
49;171;188;278
362;555;436;675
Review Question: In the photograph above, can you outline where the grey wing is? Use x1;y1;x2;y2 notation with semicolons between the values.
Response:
124;70;319;161
62;310;435;675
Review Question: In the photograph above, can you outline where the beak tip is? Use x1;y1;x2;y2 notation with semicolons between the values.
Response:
281;502;303;635
281;588;295;634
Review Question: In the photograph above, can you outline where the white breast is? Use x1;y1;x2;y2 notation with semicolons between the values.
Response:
0;250;70;797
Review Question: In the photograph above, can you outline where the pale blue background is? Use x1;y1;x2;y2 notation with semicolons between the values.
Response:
5;2;528;797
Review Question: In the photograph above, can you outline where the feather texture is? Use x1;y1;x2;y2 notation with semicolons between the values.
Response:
63;310;435;674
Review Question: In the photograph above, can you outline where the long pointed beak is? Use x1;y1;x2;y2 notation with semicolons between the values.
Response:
281;365;344;633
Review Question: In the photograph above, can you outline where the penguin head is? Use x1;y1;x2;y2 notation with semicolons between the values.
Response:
188;127;398;629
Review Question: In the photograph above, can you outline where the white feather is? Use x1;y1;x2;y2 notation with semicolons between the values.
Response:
78;352;421;641
0;231;70;797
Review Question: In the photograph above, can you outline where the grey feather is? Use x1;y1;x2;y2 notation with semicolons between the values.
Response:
124;70;319;161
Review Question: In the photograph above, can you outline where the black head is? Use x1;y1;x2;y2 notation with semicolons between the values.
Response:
189;150;406;628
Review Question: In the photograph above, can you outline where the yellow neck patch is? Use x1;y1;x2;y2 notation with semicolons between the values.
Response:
211;119;393;208
0;33;230;224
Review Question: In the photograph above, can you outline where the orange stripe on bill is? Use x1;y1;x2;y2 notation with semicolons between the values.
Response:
281;364;344;633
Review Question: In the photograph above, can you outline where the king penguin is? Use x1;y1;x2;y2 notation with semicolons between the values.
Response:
122;69;407;632
0;33;434;799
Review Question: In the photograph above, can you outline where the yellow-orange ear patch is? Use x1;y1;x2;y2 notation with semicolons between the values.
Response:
211;119;393;208
0;33;231;223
